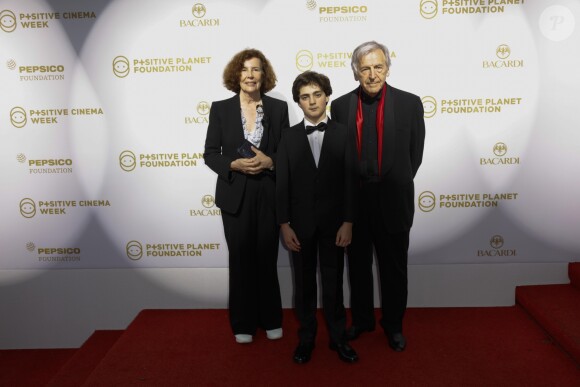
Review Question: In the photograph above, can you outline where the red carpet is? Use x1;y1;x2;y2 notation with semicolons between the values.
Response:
47;330;124;387
0;348;75;386
516;262;580;365
1;263;578;386
1;307;578;386
77;307;578;386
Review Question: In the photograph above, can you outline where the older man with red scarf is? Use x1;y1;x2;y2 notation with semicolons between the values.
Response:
330;40;425;352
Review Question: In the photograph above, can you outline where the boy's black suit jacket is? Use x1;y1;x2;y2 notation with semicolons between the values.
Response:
276;119;357;238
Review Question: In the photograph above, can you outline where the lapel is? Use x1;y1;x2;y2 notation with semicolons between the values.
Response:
347;89;358;139
347;85;396;177
298;120;318;170
228;95;245;145
381;84;396;176
259;94;271;151
316;119;335;171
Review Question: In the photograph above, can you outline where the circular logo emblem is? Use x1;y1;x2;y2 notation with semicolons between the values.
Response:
201;194;215;208
20;198;36;218
496;44;511;60
493;142;507;157
112;56;130;78
126;240;143;260
192;3;207;18
16;153;26;163
418;191;436;212
419;0;438;20
119;150;137;172
197;101;210;115
421;96;437;118
489;235;504;249
10;106;27;128
26;242;36;252
6;58;16;70
296;50;314;72
0;10;17;33
306;0;317;11
539;6;575;42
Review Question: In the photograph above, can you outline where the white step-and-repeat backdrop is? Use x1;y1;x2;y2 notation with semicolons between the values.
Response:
1;0;579;270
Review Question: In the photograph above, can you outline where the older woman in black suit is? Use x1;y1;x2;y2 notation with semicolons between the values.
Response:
203;49;289;344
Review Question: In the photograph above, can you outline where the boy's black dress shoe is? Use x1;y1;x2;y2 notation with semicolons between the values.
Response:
293;342;315;364
387;332;407;352
329;342;359;363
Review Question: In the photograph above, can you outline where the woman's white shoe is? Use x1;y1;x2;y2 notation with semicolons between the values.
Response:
266;328;283;340
235;334;253;344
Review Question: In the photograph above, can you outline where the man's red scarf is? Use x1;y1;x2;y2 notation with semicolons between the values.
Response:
356;84;386;174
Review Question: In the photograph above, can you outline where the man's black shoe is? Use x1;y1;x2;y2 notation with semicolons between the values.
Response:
345;325;374;341
293;342;315;364
387;332;407;352
329;342;359;363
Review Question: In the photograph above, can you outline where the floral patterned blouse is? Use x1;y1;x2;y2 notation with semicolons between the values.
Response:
241;104;264;147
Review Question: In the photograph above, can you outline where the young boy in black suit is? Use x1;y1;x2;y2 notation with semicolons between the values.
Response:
276;71;358;364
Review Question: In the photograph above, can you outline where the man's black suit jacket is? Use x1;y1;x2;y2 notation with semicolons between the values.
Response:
203;94;290;215
276;119;357;239
330;84;425;232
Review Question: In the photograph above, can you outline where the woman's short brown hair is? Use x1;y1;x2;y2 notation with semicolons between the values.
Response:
222;49;277;93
